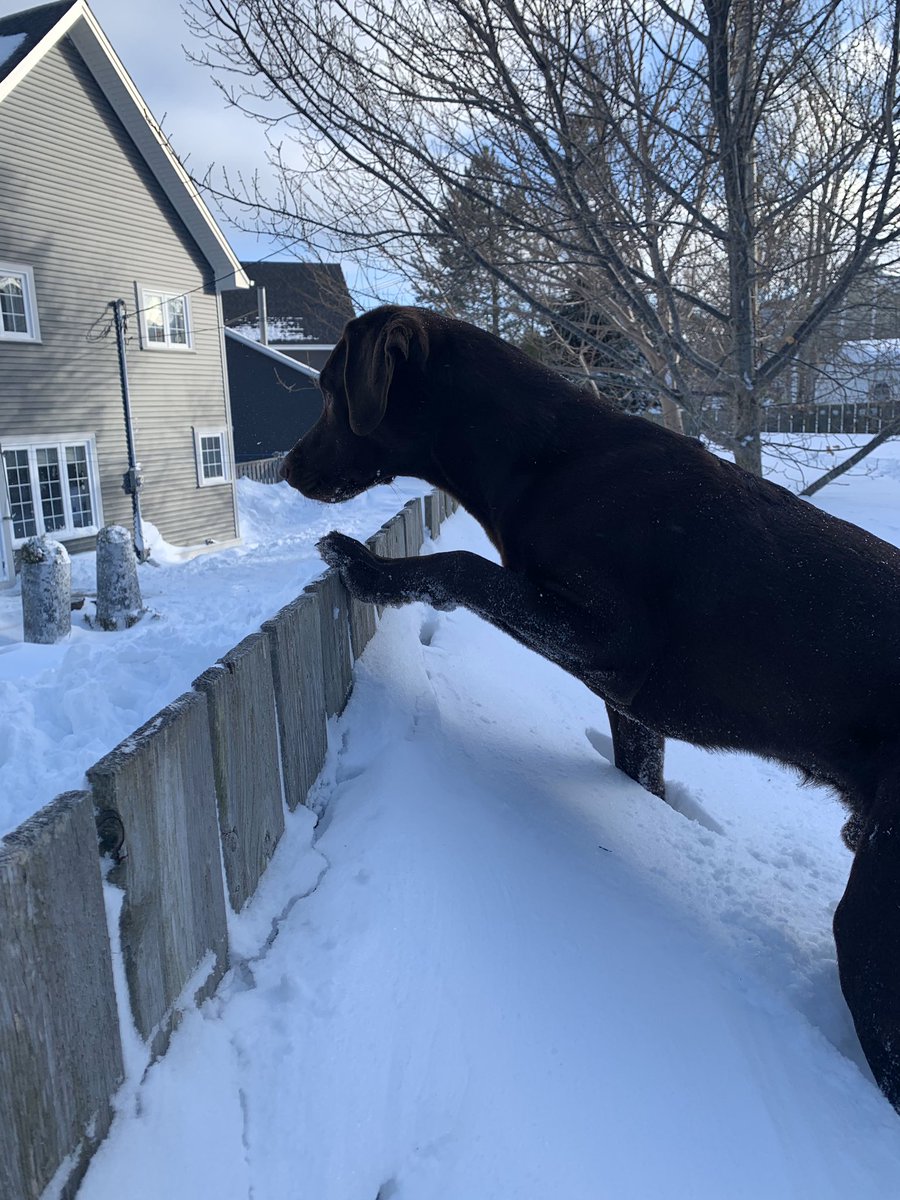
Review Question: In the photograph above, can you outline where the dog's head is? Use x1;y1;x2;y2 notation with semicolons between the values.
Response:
280;305;431;502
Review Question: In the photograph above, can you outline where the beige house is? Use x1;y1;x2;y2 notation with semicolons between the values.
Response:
0;0;250;586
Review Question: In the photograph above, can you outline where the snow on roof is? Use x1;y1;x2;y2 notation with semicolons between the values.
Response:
0;33;27;69
229;319;310;346
0;1;76;86
833;339;900;364
222;261;354;343
224;326;320;379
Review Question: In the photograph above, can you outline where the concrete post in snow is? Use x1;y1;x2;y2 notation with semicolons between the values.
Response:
20;535;71;644
96;525;144;631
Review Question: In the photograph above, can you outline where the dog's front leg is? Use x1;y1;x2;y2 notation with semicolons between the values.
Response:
318;532;654;715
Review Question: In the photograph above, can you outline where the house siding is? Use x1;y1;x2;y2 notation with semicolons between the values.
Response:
0;36;239;550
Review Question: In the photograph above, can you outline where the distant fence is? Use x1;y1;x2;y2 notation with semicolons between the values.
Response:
236;454;286;485
687;400;900;438
0;489;458;1200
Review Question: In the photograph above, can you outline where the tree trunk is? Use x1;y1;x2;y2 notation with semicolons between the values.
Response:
733;385;762;475
660;395;684;434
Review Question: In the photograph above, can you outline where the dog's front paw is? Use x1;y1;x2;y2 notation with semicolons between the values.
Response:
317;531;397;606
317;531;370;572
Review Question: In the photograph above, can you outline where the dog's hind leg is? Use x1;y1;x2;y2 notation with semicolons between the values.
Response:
833;770;900;1110
606;706;666;798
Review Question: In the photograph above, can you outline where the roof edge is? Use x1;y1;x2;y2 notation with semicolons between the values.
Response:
0;0;250;291
0;0;79;101
224;327;321;378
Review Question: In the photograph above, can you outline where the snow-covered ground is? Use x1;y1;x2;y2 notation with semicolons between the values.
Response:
0;477;428;839
8;433;900;1196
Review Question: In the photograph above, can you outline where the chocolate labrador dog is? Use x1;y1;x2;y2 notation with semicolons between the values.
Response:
281;303;900;1110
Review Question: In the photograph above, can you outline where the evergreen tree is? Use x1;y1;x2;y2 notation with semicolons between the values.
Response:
412;150;536;343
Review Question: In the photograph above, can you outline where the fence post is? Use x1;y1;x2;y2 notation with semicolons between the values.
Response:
263;593;328;810
304;569;353;717
0;792;123;1200
365;528;391;618
424;491;440;540
403;497;425;555
87;691;228;1059
193;633;285;912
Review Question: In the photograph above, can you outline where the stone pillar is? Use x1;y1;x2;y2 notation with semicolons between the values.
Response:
20;536;71;644
96;525;143;631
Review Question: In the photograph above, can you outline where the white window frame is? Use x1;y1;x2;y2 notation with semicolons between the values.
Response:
0;262;41;342
135;283;192;351
193;427;231;487
2;435;103;545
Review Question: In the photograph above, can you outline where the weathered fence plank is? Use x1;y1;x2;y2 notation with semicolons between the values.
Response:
365;528;391;619
403;497;425;556
305;568;353;717
382;512;407;559
87;692;228;1057
348;593;378;661
424;491;440;540
263;593;328;810
0;791;123;1200
194;633;285;912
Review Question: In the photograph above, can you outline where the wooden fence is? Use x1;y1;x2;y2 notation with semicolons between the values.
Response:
236;455;286;485
0;489;457;1200
687;400;900;438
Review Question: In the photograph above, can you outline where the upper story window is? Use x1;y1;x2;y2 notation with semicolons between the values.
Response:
0;263;41;342
136;285;192;350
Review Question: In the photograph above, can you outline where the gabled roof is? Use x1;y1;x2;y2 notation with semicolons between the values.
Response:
222;262;354;344
0;0;249;292
0;0;71;79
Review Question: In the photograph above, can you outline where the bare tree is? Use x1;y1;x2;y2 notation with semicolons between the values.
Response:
188;0;900;474
411;148;541;341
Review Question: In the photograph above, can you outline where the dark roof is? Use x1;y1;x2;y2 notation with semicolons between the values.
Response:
224;328;323;461
221;261;355;345
0;0;75;85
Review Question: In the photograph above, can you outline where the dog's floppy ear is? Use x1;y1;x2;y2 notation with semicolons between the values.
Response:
345;313;429;436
